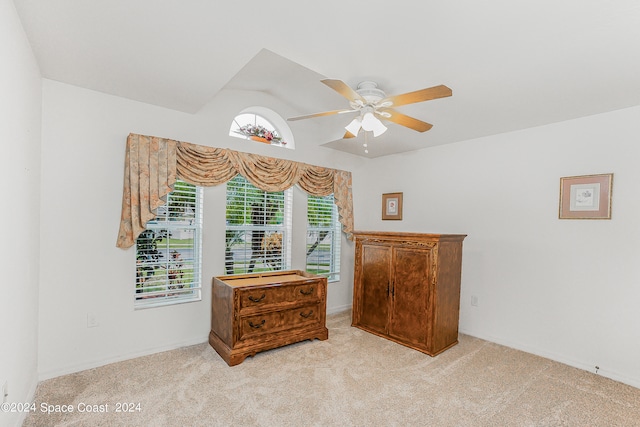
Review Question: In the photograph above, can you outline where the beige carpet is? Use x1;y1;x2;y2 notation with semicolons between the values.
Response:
24;311;640;426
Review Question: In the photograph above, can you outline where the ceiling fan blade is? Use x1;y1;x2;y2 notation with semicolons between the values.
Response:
287;109;351;121
343;130;356;139
321;79;367;104
385;109;433;132
381;84;452;108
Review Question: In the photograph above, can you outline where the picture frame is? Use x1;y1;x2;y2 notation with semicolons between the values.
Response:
382;192;403;220
559;173;613;219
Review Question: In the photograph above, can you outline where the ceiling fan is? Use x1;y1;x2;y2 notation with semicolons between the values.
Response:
288;79;452;139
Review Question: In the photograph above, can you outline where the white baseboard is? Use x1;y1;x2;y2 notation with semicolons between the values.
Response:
10;373;39;427
38;336;208;381
327;304;352;315
459;327;640;389
39;306;354;382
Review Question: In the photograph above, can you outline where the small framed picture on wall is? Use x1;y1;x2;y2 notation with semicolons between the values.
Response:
382;192;403;220
559;173;613;219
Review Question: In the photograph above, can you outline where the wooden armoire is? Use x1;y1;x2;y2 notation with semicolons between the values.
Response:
352;231;466;356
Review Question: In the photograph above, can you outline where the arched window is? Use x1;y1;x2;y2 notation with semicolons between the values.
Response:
229;107;295;149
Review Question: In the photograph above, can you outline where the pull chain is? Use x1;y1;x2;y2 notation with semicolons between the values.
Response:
363;131;369;154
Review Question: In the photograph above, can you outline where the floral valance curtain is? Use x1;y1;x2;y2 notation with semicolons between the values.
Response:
116;133;354;249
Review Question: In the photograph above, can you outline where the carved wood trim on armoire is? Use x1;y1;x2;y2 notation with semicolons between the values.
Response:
352;231;466;356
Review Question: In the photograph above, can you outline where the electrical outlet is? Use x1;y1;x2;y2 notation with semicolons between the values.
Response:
87;313;99;328
471;295;479;307
2;380;8;403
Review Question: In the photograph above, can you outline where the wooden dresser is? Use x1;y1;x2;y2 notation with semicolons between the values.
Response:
209;270;328;366
352;231;466;356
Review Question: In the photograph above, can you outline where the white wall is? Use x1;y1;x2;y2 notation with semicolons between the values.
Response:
38;80;361;379
0;1;42;426
354;105;640;388
33;57;640;390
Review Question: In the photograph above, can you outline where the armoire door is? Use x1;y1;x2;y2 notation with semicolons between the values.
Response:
357;243;391;335
388;247;430;346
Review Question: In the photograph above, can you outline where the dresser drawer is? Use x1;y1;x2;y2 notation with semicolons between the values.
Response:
239;282;320;310
238;304;320;340
239;286;288;309
292;283;320;302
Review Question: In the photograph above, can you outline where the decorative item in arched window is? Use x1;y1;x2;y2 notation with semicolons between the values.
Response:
229;110;293;149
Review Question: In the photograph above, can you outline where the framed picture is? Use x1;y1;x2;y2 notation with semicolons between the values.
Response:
382;192;403;220
559;173;613;219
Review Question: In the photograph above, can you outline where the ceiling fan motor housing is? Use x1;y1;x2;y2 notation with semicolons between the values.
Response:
355;81;386;105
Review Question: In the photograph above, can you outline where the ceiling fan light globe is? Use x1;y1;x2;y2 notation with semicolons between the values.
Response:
361;112;378;131
372;121;388;137
361;111;387;137
345;118;362;136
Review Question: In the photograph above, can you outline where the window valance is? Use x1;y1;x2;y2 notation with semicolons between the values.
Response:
116;133;354;249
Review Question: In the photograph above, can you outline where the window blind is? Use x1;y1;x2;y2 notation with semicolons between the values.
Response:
225;175;292;275
307;194;341;281
135;180;203;308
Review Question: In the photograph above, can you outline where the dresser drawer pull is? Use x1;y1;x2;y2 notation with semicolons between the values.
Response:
249;319;266;329
299;310;314;318
299;287;314;296
248;293;266;303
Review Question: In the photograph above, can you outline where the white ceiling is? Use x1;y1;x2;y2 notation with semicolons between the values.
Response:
13;0;640;158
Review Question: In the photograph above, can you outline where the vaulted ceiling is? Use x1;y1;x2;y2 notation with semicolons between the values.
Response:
13;1;640;158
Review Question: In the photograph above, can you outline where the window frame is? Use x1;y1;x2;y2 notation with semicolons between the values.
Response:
306;194;341;282
225;175;292;275
134;180;203;309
